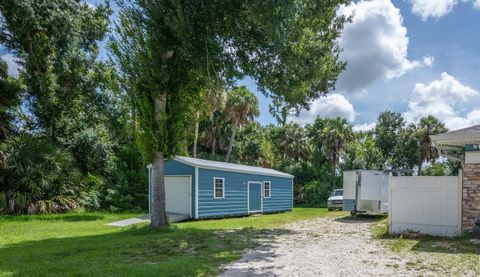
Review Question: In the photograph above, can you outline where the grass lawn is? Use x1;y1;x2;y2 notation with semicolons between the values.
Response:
371;218;480;274
0;208;339;276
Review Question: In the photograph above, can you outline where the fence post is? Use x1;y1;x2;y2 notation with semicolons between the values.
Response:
388;174;392;235
458;169;463;235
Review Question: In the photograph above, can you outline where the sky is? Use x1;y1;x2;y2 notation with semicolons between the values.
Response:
2;0;480;131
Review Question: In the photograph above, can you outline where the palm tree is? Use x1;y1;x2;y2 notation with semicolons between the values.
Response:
276;123;311;162
317;117;354;170
192;88;225;158
414;116;447;175
224;86;259;162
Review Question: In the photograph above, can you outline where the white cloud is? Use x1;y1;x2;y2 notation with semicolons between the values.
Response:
353;122;376;132
409;0;480;19
474;0;480;9
404;72;480;129
410;0;457;21
337;0;431;92
1;54;20;77
422;56;435;67
291;93;356;124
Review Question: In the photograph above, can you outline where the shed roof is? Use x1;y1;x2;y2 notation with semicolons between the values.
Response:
174;156;294;178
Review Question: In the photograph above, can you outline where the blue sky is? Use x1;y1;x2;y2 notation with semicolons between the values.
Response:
2;0;480;130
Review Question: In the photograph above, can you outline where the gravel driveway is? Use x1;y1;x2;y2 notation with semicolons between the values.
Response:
221;216;420;276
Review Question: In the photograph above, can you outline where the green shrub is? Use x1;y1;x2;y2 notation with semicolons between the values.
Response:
101;145;148;212
69;128;114;176
0;134;83;214
78;174;103;210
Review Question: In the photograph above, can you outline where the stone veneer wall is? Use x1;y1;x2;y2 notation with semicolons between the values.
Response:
463;163;480;232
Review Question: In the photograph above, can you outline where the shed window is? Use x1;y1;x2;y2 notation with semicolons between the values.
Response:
263;181;271;198
214;177;224;198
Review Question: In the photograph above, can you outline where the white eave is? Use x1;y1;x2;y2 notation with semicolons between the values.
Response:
431;124;480;146
431;124;480;162
174;156;294;178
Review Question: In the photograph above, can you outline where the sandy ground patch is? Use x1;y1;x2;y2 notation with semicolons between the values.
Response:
220;216;421;276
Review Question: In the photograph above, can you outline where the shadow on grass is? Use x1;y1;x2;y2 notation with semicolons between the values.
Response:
0;213;105;222
0;223;293;276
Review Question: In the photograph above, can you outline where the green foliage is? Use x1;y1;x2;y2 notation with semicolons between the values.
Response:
269;123;311;162
111;0;351;163
413;115;448;175
307;117;355;168
79;174;103;210
225;87;260;126
232;122;274;167
101;145;148;212
298;164;341;206
421;160;461;176
68;128;114;176
0;134;83;214
0;58;22;140
374;111;406;160
342;131;383;170
0;0;112;139
224;86;260;161
422;162;451;176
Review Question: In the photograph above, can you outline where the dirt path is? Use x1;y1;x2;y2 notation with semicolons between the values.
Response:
221;217;420;276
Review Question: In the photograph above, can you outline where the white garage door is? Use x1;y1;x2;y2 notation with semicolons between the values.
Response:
165;176;191;216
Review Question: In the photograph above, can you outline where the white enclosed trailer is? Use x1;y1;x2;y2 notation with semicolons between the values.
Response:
343;170;389;215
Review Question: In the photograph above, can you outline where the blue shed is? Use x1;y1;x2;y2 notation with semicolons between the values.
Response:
154;156;294;219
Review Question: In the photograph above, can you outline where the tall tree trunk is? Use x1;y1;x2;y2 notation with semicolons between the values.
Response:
225;124;237;162
46;125;53;142
211;127;217;156
151;95;168;228
193;111;200;158
417;157;423;176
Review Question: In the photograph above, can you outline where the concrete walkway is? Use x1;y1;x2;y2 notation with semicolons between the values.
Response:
106;213;190;227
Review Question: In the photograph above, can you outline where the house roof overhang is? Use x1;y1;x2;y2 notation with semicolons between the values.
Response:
431;124;480;162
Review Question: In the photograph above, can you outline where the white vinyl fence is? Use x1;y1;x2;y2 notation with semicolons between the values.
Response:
388;173;462;237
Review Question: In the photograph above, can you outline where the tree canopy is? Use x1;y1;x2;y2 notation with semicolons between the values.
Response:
0;1;459;218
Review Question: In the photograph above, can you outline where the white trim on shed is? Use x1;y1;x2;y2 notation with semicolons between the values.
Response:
174;156;293;178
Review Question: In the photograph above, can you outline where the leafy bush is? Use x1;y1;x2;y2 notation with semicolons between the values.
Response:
69;128;114;176
78;174;103;210
302;179;341;207
100;145;148;212
0;134;83;214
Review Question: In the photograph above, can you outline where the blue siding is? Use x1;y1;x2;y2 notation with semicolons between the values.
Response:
262;177;293;213
164;160;195;217
198;168;292;218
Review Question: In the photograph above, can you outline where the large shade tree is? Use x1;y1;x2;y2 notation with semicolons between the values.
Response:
0;59;22;140
224;86;259;162
374;111;405;162
111;0;351;228
0;0;111;141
